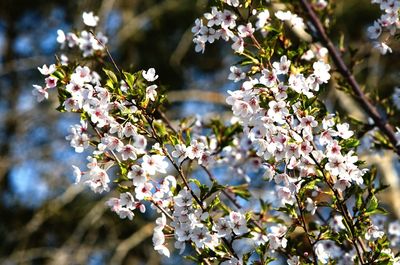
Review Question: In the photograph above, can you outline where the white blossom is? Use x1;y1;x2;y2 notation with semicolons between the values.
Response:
142;68;159;82
82;12;99;27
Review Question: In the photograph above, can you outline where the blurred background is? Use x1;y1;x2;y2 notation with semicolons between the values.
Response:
0;0;399;264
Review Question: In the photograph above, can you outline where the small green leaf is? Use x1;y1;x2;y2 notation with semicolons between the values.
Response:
52;70;65;80
230;184;251;200
106;78;114;89
189;178;201;188
122;71;135;89
117;184;130;193
366;195;378;212
103;68;118;84
366;207;388;216
356;193;363;210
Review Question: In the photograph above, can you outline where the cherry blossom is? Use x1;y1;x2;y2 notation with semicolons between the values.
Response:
273;55;291;75
127;165;147;186
171;144;187;163
314;240;342;264
141;155;168;175
146;85;157;101
32;85;48;102
368;21;382;39
228;66;246;82
37;64;56;75
186;140;205;160
82;11;99;27
85;166;111;193
256;10;270;30
142;68;159;82
229;211;248;236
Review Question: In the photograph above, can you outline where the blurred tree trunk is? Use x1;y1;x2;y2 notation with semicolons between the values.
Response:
0;13;18;192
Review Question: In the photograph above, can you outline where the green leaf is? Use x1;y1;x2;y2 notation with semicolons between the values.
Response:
356;193;363;210
103;68;118;84
342;138;360;149
56;87;71;112
153;120;168;142
189;178;201;188
117;184;130;193
230;184;251;200
366;207;388;216
208;196;221;210
122;71;135;89
52;70;65;80
244;0;252;8
183;255;198;262
113;163;130;183
366;195;378;212
208;181;225;196
106;78;114;89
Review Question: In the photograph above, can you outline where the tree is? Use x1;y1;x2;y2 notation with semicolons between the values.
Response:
30;0;400;264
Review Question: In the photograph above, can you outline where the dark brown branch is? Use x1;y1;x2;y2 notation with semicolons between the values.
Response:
299;0;400;156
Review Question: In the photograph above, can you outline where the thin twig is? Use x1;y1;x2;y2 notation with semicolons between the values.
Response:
295;195;318;265
200;165;266;232
151;199;174;221
201;165;241;209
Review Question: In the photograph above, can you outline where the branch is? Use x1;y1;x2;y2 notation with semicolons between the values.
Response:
1;247;57;264
18;185;84;239
116;0;181;45
109;222;154;265
0;55;53;76
295;195;318;265
299;0;400;156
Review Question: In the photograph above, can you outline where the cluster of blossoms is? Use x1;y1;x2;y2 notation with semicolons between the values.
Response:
33;12;108;102
300;43;329;62
57;11;107;58
170;188;249;255
274;10;305;30
192;1;280;54
106;192;144;220
224;53;372;262
32;64;57;102
34;1;400;264
367;0;400;54
370;215;400;246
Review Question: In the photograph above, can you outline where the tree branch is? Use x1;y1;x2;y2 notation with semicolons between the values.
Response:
109;222;154;265
299;0;400;156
